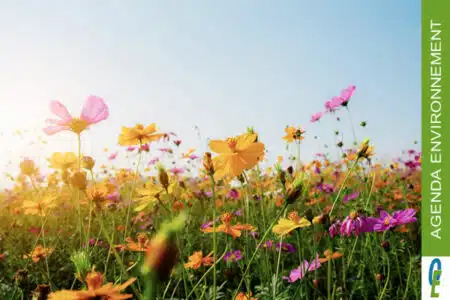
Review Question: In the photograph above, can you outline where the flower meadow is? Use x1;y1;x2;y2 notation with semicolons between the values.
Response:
0;87;421;300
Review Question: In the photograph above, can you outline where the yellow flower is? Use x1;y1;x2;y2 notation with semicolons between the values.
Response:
118;123;164;146
134;181;165;211
48;152;78;171
209;133;265;180
20;159;38;177
272;211;311;236
22;194;57;217
282;126;305;143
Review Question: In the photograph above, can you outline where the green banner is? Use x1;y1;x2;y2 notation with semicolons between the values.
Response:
422;0;450;257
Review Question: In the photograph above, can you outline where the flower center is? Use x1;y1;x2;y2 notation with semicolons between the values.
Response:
349;211;358;220
221;212;233;224
226;138;238;151
69;118;89;134
383;217;391;226
288;211;300;223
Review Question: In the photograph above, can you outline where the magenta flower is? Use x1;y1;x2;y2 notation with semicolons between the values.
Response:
44;95;109;135
200;221;213;230
260;240;274;249
126;146;137;152
343;191;360;204
340;213;377;237
234;209;243;216
108;152;118;161
276;242;296;253
224;250;243;263
339;85;356;106
373;209;417;232
228;189;240;200
329;220;341;239
283;253;321;283
311;111;324;123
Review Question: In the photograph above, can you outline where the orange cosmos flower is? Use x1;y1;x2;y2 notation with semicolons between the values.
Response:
282;126;305;143
209;133;265;180
184;251;215;270
319;249;343;263
23;245;54;263
235;291;258;300
44;96;109;135
48;269;135;300
118;123;164;146
125;233;152;252
272;211;311;236
201;212;256;239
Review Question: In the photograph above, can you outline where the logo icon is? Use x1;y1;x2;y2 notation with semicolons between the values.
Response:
429;258;442;298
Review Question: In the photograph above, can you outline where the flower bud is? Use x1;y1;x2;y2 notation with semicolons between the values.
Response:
20;159;37;176
157;164;170;190
82;156;95;171
286;183;303;204
70;171;87;190
202;152;215;176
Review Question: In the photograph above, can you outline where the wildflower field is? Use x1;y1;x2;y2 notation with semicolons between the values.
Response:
0;87;421;300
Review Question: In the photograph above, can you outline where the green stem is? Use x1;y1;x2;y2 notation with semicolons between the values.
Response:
122;147;143;266
41;217;53;291
232;203;289;299
209;175;217;300
328;159;359;216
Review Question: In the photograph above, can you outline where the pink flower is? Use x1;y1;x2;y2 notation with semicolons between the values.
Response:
159;148;173;154
324;97;342;113
310;111;323;123
126;146;137;152
43;95;109;135
170;167;184;175
283;253;321;283
340;85;356;106
108;152;118;161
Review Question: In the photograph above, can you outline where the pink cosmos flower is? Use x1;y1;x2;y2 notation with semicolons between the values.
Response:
108;152;118;161
43;95;109;135
339;85;356;106
311;111;324;123
170;167;184;175
283;253;321;283
373;209;417;232
324;97;342;113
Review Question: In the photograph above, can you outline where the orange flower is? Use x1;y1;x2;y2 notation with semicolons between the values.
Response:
125;233;151;252
118;123;164;146
235;291;257;300
48;269;135;300
282;126;305;143
201;212;256;239
209;133;265;180
24;245;54;263
184;251;215;270
319;249;343;263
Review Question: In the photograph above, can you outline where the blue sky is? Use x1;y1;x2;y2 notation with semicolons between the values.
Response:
0;1;420;187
